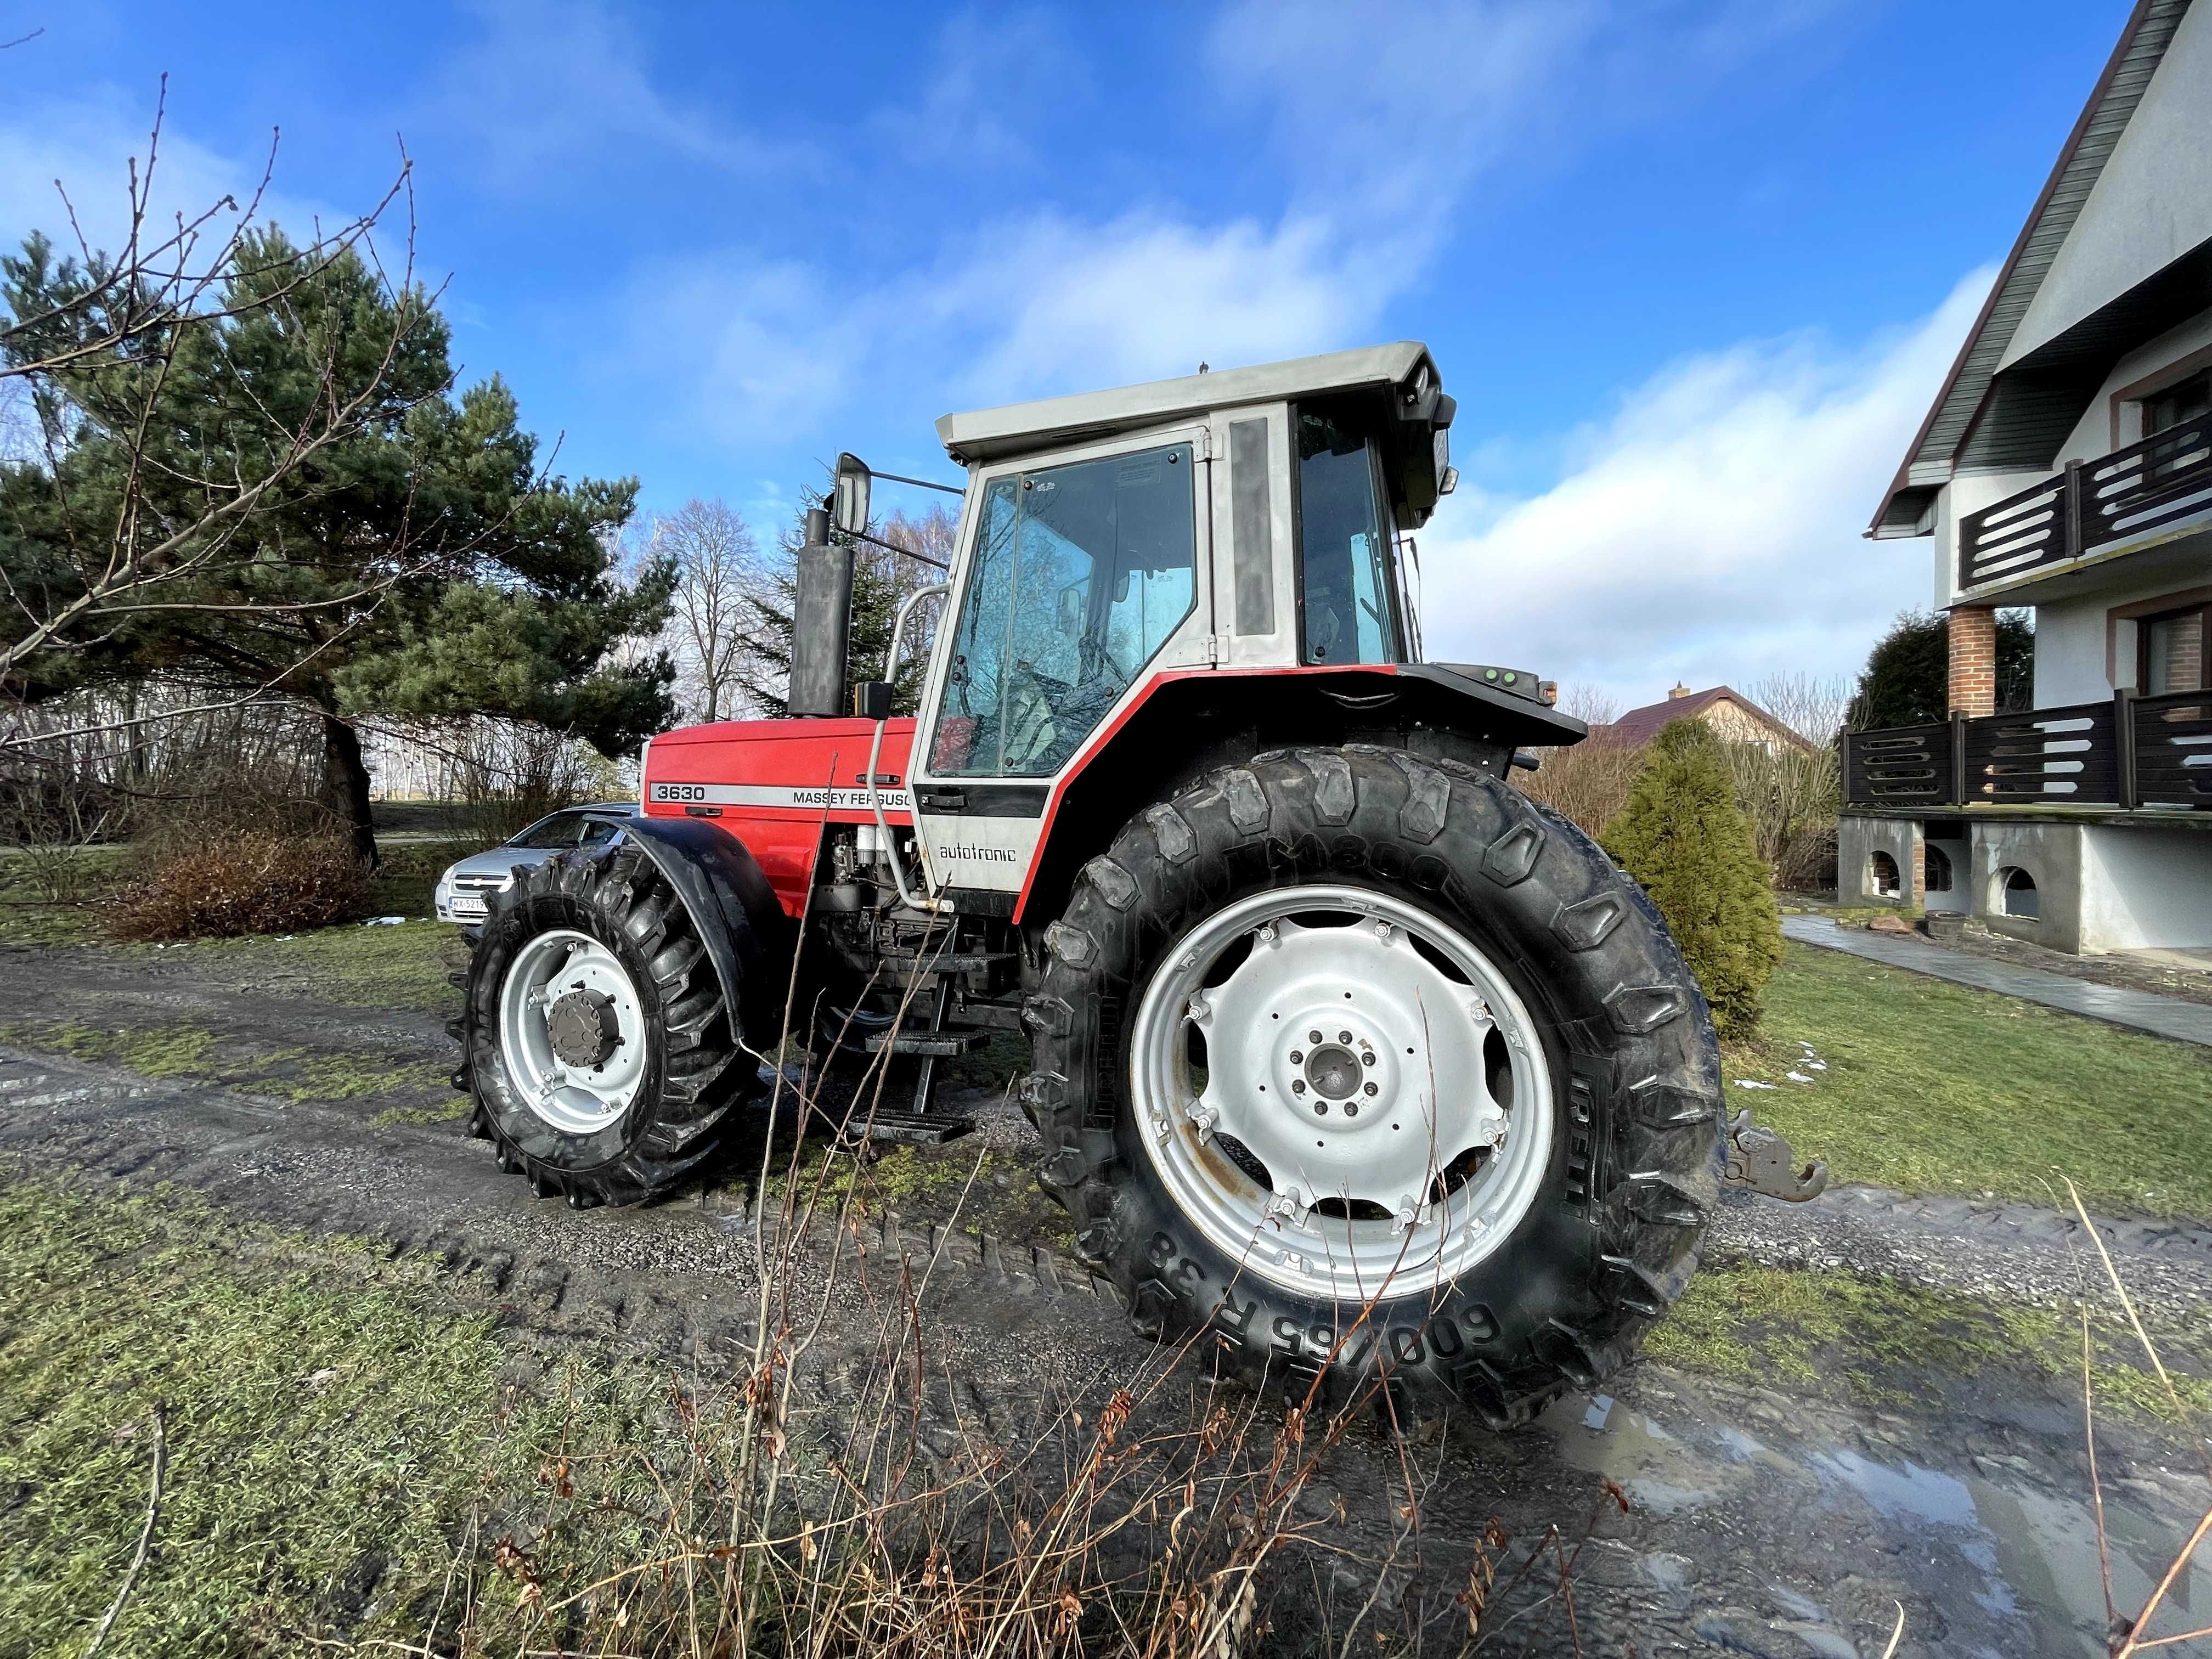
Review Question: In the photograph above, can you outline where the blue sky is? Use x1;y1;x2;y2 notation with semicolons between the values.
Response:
0;1;2137;709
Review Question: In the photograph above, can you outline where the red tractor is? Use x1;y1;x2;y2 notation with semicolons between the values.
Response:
455;343;1751;1425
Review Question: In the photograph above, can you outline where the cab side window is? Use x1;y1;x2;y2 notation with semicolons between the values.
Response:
1295;405;1401;665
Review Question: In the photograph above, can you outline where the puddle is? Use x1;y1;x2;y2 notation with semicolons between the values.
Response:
1548;1387;2212;1655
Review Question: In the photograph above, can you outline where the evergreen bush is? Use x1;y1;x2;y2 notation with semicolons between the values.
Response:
1601;720;1783;1039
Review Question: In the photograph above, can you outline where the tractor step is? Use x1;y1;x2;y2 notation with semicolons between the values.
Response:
848;1110;975;1147
864;1026;991;1057
873;951;1018;986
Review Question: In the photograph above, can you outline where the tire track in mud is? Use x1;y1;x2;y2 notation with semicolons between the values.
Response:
10;1044;2212;1656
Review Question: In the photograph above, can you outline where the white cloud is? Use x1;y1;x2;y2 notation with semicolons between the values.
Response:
427;1;815;192
1415;270;1993;708
0;86;351;272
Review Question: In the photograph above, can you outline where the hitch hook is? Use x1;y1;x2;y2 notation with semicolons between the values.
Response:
1722;1107;1829;1203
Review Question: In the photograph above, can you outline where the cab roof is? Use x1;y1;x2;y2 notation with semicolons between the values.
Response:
935;342;1441;465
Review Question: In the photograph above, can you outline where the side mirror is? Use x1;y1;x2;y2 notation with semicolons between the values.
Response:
850;680;893;721
833;453;872;537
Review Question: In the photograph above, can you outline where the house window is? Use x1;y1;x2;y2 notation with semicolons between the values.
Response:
2145;369;2210;482
1997;866;2040;921
2140;603;2210;696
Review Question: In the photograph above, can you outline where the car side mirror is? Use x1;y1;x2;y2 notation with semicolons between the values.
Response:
833;453;872;537
850;679;893;721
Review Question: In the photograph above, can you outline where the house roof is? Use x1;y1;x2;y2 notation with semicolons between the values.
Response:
1595;686;1807;751
1867;0;2197;538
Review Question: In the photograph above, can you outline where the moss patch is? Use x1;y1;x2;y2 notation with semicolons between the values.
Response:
0;1018;451;1108
0;1172;686;1656
1648;1262;2212;1421
1726;943;2212;1218
127;918;466;1013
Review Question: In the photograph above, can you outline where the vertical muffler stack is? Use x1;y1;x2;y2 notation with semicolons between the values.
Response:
787;505;854;718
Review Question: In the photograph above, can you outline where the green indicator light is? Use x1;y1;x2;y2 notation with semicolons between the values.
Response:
1485;668;1498;680
1503;672;1517;685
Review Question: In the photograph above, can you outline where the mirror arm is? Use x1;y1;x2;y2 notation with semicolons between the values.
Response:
835;523;949;571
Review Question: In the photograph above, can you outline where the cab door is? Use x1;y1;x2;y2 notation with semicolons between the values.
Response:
909;423;1214;901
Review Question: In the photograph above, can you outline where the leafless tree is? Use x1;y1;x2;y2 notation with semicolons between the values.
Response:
0;80;431;710
650;498;765;723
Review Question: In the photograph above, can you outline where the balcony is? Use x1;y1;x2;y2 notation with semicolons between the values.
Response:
1957;409;2212;595
1843;690;2212;812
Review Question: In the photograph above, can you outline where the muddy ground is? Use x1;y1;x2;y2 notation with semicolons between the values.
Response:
5;928;2212;1656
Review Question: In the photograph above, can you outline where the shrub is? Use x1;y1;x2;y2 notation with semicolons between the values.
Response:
1601;719;1783;1039
105;833;377;941
1513;735;1644;839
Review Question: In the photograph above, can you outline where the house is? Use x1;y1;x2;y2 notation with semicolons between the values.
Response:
1848;0;2212;952
1596;684;1809;753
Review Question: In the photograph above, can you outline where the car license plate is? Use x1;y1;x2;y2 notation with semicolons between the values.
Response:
450;895;488;918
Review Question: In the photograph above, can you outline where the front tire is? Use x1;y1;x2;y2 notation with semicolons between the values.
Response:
1023;744;1723;1427
460;839;752;1207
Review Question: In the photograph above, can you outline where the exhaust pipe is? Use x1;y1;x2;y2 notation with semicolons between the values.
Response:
787;505;854;718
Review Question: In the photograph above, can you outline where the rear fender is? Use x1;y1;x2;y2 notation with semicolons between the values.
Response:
617;815;796;1050
1012;663;1585;923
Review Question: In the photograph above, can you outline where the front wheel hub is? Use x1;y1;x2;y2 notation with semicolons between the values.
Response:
1131;885;1555;1297
498;928;648;1135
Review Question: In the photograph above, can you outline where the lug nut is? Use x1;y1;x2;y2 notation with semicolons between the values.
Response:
1339;1030;1352;1043
1313;1102;1327;1116
1364;1081;1379;1096
1292;1081;1306;1095
1289;1050;1304;1064
1309;1030;1323;1044
1362;1051;1376;1066
1345;1103;1359;1116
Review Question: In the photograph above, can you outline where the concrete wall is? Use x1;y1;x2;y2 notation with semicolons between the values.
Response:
1923;825;1969;914
2081;826;2212;950
2004;1;2212;369
1970;820;2086;953
1838;816;1922;907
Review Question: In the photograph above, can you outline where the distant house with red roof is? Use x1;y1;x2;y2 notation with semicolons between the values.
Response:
1593;685;1809;753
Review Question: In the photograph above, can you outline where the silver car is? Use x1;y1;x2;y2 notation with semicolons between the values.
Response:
432;804;640;930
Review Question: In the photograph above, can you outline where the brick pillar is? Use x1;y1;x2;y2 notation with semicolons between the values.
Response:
1948;606;1996;718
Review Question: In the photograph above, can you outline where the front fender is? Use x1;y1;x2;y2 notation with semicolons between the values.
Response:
616;815;795;1051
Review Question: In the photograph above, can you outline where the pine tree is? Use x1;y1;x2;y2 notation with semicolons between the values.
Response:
1848;607;2034;729
1;228;674;862
1601;719;1783;1040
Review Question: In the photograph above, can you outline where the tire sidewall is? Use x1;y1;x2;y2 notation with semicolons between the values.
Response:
1026;745;1723;1423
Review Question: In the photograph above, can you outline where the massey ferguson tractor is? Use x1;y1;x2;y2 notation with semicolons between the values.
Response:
455;342;1793;1426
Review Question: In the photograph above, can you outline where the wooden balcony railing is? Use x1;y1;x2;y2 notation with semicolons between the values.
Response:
1844;690;2212;811
1957;408;2212;591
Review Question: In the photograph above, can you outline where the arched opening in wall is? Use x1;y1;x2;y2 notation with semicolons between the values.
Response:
1870;851;1901;899
1923;845;1953;894
1998;865;2040;920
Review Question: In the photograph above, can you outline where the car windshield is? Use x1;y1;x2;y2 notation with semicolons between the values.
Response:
509;814;583;850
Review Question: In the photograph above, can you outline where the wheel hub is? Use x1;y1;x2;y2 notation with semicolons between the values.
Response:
1131;886;1555;1296
546;989;620;1069
496;929;649;1135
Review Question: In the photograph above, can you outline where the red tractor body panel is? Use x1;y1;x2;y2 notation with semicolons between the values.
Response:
642;717;916;918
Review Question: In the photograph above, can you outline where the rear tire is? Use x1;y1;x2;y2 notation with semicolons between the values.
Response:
1022;744;1723;1427
459;839;752;1207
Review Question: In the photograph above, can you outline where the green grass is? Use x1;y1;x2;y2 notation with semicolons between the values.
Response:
0;1173;680;1656
0;1017;452;1106
132;918;466;1013
1730;943;2212;1218
0;848;127;947
1647;1261;2212;1421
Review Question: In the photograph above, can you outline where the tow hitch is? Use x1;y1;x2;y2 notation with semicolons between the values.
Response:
1721;1108;1829;1201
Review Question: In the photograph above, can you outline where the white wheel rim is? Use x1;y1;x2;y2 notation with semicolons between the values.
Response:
1129;885;1555;1298
498;928;648;1134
